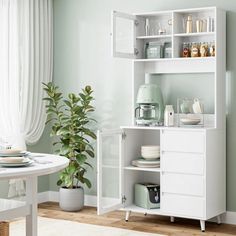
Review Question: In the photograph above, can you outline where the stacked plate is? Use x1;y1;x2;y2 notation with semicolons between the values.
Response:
132;158;160;168
0;149;33;167
141;145;160;160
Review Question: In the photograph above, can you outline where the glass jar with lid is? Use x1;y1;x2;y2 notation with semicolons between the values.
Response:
191;42;199;57
145;42;163;59
182;42;190;57
200;42;208;57
209;41;215;57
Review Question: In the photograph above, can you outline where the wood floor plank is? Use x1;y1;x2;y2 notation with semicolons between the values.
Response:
38;202;236;236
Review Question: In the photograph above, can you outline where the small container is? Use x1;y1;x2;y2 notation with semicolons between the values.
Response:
145;42;163;59
182;42;190;57
164;105;174;126
209;41;215;57
191;42;199;57
196;19;203;32
186;15;193;33
164;42;172;58
200;42;208;57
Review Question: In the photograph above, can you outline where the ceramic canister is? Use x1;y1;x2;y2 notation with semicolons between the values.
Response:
164;105;174;126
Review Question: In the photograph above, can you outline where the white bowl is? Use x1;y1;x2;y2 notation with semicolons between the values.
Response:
141;145;160;150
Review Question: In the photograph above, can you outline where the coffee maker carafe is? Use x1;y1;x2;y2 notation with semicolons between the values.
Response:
135;80;164;126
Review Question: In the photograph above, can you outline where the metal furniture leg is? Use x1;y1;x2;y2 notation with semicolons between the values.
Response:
200;220;205;232
125;210;131;222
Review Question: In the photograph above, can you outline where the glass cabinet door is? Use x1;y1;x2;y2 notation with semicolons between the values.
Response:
97;129;124;215
112;11;137;58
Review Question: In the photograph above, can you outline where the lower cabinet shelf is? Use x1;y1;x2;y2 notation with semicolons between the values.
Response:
121;204;164;215
124;166;161;172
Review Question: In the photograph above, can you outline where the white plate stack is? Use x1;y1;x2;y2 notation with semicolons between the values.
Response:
131;145;160;168
0;149;33;167
141;145;160;160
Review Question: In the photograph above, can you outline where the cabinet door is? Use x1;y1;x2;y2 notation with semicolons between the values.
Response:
112;11;137;58
97;129;124;215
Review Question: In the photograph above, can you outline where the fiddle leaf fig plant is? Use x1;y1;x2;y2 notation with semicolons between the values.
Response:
43;82;96;189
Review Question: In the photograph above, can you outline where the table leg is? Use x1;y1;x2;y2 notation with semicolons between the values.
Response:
26;176;38;236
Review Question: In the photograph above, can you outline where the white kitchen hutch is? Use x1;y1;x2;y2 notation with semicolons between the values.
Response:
97;7;226;232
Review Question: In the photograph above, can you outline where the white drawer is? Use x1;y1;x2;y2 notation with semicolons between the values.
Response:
161;130;205;153
162;152;204;175
161;193;205;218
162;173;204;196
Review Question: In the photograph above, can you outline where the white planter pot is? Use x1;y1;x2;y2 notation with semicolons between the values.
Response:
59;186;84;212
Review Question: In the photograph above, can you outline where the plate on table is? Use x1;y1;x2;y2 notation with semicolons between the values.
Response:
0;150;29;157
0;160;34;167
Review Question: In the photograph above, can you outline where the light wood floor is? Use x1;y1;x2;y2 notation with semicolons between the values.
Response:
38;202;236;236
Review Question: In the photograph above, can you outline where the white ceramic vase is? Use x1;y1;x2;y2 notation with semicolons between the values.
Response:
59;186;84;212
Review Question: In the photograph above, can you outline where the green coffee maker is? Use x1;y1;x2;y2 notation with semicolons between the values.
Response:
135;74;164;126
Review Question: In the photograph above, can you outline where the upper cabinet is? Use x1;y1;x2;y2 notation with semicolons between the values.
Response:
112;7;220;61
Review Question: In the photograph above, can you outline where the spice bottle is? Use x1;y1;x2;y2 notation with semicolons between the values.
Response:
200;42;208;57
191;42;199;57
182;42;190;57
209;41;215;57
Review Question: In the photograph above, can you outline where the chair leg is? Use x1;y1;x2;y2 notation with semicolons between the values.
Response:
217;215;221;225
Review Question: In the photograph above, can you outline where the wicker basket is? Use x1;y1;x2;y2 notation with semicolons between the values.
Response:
0;221;9;236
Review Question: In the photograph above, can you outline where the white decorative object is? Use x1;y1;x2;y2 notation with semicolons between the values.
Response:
164;105;174;126
59;187;84;212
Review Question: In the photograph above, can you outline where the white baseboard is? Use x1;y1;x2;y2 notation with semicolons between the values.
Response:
37;191;236;225
37;191;97;207
221;211;236;225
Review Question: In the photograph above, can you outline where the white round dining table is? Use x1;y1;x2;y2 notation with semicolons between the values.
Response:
0;153;69;236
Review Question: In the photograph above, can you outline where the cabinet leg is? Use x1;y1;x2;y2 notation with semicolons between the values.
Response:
144;213;147;216
125;211;131;222
200;220;205;232
217;215;221;225
170;216;175;223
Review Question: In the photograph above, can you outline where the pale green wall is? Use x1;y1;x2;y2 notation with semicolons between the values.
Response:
43;0;236;211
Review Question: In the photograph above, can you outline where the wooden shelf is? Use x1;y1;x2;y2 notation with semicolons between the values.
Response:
124;166;161;172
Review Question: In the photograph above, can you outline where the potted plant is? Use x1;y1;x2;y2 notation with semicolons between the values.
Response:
43;82;96;211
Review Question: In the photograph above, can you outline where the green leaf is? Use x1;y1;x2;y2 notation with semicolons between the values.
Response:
57;179;63;186
84;129;97;140
83;178;92;188
85;150;95;158
76;154;87;165
84;162;93;169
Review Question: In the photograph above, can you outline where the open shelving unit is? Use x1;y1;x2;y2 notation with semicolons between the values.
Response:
98;6;226;232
